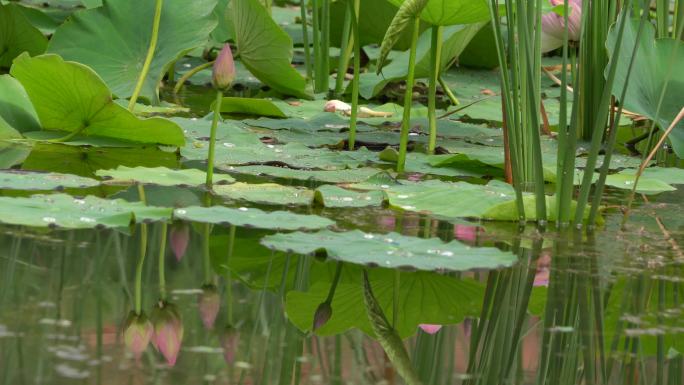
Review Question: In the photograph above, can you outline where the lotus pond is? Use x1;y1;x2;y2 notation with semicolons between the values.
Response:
1;0;684;384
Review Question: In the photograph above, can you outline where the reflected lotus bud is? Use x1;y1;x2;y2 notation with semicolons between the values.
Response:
169;222;189;262
123;311;153;359
454;225;479;243
541;0;582;52
220;325;239;364
419;324;442;334
212;44;236;90
312;301;332;331
151;302;184;366
534;251;552;287
198;285;220;330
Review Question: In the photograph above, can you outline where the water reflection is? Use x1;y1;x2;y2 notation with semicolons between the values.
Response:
0;190;682;384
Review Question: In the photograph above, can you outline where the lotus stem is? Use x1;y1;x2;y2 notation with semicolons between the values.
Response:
158;221;168;301
300;0;312;81
173;60;214;95
206;89;224;188
226;224;236;325
202;223;212;285
128;0;163;110
427;25;443;155
347;0;360;150
396;17;421;173
325;261;344;304
438;76;459;106
135;184;148;315
334;5;352;96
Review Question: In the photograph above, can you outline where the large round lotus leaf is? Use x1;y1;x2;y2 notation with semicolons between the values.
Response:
232;0;311;99
384;180;515;219
0;194;172;229
387;0;490;26
314;185;385;208
47;0;218;103
0;170;99;190
231;166;383;184
608;20;684;157
0;75;40;138
214;182;314;206
97;166;235;187
9;54;185;146
261;229;517;271
173;206;334;230
217;97;287;118
0;3;47;68
286;270;484;338
361;23;483;99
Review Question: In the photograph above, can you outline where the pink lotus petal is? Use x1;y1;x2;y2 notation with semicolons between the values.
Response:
419;324;442;334
169;223;190;262
198;286;220;330
212;44;236;90
454;225;479;243
541;0;582;52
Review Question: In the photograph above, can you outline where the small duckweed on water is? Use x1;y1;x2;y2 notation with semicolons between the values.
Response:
0;0;683;384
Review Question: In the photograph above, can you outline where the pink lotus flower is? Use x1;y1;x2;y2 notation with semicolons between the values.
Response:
212;44;236;90
169;222;190;262
151;302;184;366
198;285;221;330
123;311;153;359
312;301;332;331
220;326;239;364
454;224;480;244
419;324;442;334
541;0;582;53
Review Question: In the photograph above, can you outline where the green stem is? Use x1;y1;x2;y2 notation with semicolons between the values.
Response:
334;5;352;96
206;90;224;188
300;0;312;81
158;221;168;301
347;0;360;150
396;17;421;173
438;76;459;106
427;26;443;155
128;0;163;110
134;184;148;315
172;60;214;94
318;0;331;93
202;223;212;285
311;0;321;90
325;261;344;304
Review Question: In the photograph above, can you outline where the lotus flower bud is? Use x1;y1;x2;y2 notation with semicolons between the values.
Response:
198;285;221;330
454;225;479;243
220;325;239;364
541;0;582;53
419;324;442;334
212;44;236;90
123;311;153;358
151;302;184;366
169;222;190;262
312;301;332;331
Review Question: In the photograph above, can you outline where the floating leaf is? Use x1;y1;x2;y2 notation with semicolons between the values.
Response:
0;3;47;68
0;170;99;190
314;185;385;208
0;194;171;229
173;206;333;230
261;229;516;271
48;0;218;102
232;0;311;99
214;182;313;206
10;54;185;146
608;19;684;157
218;97;287;118
230;166;383;184
97;166;235;187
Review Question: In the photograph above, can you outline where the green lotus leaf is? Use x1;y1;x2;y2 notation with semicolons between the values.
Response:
261;229;516;271
10;54;185;146
0;170;99;190
0;3;47;68
0;74;40;139
173;205;334;230
48;0;218;103
387;0;490;27
213;182;314;206
314;185;385;208
608;19;684;157
0;193;171;229
97;166;235;187
232;0;311;99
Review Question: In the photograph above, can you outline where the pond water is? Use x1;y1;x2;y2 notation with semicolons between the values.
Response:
1;185;682;385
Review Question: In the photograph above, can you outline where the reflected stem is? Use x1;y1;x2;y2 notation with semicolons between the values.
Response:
134;184;148;315
158;221;168;301
128;0;163;111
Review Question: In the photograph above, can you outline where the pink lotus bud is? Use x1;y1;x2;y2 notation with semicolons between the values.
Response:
123;311;153;359
169;222;190;262
312;301;333;331
454;225;479;243
151;302;184;366
198;285;221;330
419;324;442;334
220;325;239;364
541;0;582;53
212;44;236;90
